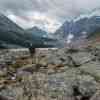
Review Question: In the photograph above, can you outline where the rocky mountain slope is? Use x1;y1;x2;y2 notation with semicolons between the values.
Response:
0;46;100;100
0;13;29;48
0;13;57;48
26;26;48;37
87;28;100;39
55;16;100;41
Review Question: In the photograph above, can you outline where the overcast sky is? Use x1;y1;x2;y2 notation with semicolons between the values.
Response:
0;0;100;32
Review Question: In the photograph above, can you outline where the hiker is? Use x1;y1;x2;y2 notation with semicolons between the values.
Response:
28;43;36;64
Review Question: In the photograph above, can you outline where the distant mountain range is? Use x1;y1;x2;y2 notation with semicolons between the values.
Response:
26;26;48;38
0;13;57;48
1;12;100;48
0;13;28;48
55;15;100;42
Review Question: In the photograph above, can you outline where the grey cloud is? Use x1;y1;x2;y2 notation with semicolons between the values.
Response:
0;0;51;15
0;0;100;20
0;0;100;32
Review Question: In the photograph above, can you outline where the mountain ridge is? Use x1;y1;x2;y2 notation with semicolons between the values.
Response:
0;13;57;48
54;15;100;42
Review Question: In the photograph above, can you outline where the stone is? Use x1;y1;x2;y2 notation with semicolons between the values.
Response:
76;75;98;97
47;68;80;99
71;52;94;65
90;90;100;100
80;61;100;81
0;69;7;77
0;86;24;100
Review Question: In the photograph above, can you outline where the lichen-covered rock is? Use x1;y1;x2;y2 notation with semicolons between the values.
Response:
80;61;100;81
71;51;94;65
76;75;98;97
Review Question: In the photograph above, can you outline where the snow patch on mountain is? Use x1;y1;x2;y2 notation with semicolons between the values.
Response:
74;8;100;22
67;34;74;44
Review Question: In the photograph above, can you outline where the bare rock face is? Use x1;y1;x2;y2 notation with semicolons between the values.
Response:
0;47;100;100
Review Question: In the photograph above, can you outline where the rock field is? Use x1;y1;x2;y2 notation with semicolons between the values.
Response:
0;47;100;100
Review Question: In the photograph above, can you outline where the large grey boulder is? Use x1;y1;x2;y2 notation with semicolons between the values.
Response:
80;61;100;81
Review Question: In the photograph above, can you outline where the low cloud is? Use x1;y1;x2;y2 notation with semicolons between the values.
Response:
0;0;100;32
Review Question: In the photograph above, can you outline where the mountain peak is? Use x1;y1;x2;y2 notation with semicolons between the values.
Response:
54;13;100;45
26;26;48;37
28;26;44;32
